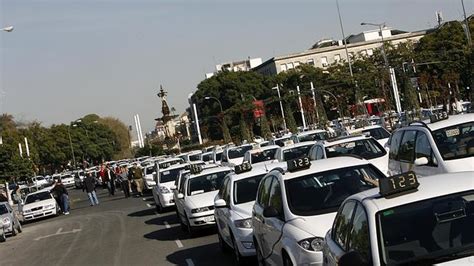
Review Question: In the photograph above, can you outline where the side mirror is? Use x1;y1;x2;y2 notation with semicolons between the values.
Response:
414;157;429;166
263;206;280;218
214;198;228;208
338;250;368;266
177;193;184;199
170;185;177;190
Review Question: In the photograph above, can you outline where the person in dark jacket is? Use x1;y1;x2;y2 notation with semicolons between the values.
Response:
83;173;99;206
51;180;69;215
119;166;130;198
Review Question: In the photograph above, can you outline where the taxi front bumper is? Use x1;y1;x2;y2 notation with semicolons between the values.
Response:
158;193;175;207
189;211;216;227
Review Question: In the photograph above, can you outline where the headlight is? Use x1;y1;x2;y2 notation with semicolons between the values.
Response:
298;237;324;251
191;206;211;213
234;218;252;229
2;217;11;225
23;209;31;214
159;186;171;194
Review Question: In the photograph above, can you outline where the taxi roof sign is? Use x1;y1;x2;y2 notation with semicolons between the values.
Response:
379;171;419;198
189;164;203;175
429;111;449;123
287;157;311;172
234;162;252;174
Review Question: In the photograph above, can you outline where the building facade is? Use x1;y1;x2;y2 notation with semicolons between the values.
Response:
206;57;262;78
253;28;427;76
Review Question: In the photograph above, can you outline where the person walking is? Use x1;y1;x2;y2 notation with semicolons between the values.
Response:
106;165;116;196
131;163;144;197
119;166;131;198
83;172;99;206
98;164;108;189
51;180;69;215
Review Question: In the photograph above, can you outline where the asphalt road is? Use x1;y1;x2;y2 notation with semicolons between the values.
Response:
0;187;250;266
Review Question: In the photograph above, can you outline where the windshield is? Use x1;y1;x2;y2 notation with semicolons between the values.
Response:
251;148;277;163
285;165;380;215
432;122;474;161
215;152;222;161
25;192;52;204
298;132;328;142
0;205;8;215
282;144;313;161
377;190;474;265
325;138;386;160
159;159;182;169
202;153;213;162
145;167;155;175
234;174;266;204
160;167;185;183
228;146;253;159
36;176;45;180
363;128;390;140
187;171;230;196
189;154;201;161
274;137;291;147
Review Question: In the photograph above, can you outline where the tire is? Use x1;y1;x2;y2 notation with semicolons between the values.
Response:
254;238;266;266
156;199;163;213
0;230;5;242
282;251;293;266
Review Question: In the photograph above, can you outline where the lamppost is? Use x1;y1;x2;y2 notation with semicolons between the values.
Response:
361;22;389;67
272;85;287;131
67;119;84;169
1;26;14;32
204;96;230;142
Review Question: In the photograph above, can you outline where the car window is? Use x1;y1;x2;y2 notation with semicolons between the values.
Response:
415;132;435;165
432;121;474;161
218;176;230;201
215;151;223;161
332;201;356;249
348;203;371;262
228;146;253;159
160;167;185;183
251;148;278;164
233;174;265;204
389;130;404;160
268;179;284;220
0;205;8;215
364;128;390;140
178;174;187;194
25;192;52;204
399;130;417;162
187;171;230;196
282;144;313;161
325;138;386;160
256;176;273;208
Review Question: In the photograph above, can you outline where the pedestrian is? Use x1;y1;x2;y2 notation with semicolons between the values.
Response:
83;172;99;206
131;163;144;197
106;165;116;196
98;164;108;189
51;179;69;215
119;166;131;198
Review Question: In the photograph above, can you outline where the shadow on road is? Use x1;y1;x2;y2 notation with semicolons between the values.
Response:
128;208;156;217
144;213;178;226
143;225;217;241
166;242;240;266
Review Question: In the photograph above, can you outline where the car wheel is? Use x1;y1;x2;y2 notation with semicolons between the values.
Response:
232;234;244;265
282;251;293;266
156;199;163;213
184;214;194;237
255;239;266;266
217;230;230;253
0;230;5;242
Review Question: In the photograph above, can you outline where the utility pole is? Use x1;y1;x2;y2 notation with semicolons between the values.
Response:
272;85;287;131
310;82;320;122
296;86;307;129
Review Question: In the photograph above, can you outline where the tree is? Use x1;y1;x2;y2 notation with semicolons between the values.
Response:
259;115;272;139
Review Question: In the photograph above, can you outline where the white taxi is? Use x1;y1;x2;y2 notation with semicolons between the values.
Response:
214;163;269;264
152;162;190;213
21;191;59;221
243;145;279;167
293;129;328;143
308;135;389;175
174;166;232;236
348;125;391;147
274;141;316;163
252;157;384;265
387;113;474;177
221;144;254;167
324;171;474;265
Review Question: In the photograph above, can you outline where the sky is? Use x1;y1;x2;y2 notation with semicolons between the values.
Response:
1;0;472;138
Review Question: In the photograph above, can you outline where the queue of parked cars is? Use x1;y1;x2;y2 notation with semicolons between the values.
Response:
141;112;473;265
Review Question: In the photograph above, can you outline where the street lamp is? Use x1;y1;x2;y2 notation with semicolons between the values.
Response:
1;26;14;32
361;22;389;67
203;96;229;142
204;96;223;112
272;85;287;131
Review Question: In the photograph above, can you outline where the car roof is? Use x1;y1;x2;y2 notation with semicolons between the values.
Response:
160;158;183;163
350;171;474;211
296;129;326;136
248;145;280;154
321;135;370;146
279;157;370;181
349;125;386;132
26;190;51;197
159;162;188;172
423;113;474;131
228;165;270;181
188;166;233;179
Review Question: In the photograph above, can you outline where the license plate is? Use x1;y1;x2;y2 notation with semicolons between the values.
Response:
204;216;215;222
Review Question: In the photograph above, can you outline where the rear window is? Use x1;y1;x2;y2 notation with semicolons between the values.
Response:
228;146;253;159
282;144;313;161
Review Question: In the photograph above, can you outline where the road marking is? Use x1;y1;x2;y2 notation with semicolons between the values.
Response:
56;227;63;234
175;239;184;248
164;221;171;229
146;203;152;208
34;229;81;241
185;259;194;266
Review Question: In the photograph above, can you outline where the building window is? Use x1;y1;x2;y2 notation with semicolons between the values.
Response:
334;54;341;62
367;49;373;56
307;59;315;66
280;64;287;72
321;56;328;67
287;62;294;70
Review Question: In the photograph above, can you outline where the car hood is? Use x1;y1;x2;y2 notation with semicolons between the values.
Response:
23;199;56;210
435;256;474;265
229;157;244;166
369;154;389;175
443;157;474;173
232;201;254;219
287;213;337;238
187;190;219;209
